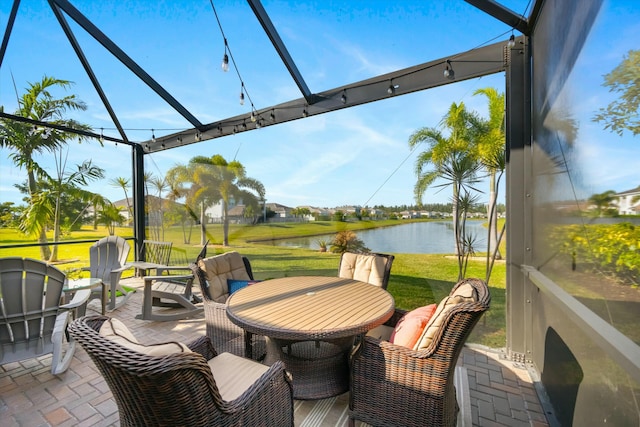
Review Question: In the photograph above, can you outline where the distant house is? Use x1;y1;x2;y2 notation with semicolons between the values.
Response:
112;195;185;225
266;203;293;219
297;205;330;221
614;185;640;215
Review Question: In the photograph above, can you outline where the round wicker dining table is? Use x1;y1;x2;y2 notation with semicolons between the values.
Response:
226;275;395;399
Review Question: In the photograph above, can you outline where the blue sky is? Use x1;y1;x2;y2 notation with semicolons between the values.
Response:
1;1;638;209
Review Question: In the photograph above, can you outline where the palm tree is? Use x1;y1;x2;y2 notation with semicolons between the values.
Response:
110;177;132;222
0;76;92;259
473;87;506;261
589;190;617;217
167;155;265;246
408;102;482;255
148;175;169;240
98;202;126;236
48;157;105;261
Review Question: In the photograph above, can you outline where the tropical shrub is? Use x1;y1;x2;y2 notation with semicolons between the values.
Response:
549;222;640;284
330;230;370;254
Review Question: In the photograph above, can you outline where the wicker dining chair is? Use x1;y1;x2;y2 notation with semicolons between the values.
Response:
338;252;395;289
68;315;294;427
349;278;490;427
190;251;266;360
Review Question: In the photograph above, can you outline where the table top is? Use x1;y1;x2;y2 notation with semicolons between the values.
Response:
64;277;103;292
226;276;395;341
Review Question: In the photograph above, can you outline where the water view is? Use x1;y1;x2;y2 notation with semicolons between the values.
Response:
264;220;488;254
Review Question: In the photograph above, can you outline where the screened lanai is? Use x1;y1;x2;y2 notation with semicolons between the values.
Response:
1;0;639;425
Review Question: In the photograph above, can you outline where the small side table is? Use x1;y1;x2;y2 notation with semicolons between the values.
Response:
64;278;106;316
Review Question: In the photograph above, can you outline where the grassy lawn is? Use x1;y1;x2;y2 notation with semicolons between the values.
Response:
0;221;507;348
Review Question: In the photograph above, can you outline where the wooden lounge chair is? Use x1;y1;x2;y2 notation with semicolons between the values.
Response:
349;278;490;427
0;257;89;375
136;243;209;321
68;315;294;427
128;240;173;276
338;252;395;289
84;236;133;311
190;251;265;360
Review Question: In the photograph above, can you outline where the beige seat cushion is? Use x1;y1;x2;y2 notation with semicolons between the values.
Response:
366;324;394;341
207;352;270;401
414;283;478;351
339;253;388;287
99;318;191;356
197;252;251;302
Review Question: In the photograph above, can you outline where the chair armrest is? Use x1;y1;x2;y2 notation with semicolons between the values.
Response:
188;335;218;359
113;264;134;273
60;288;91;310
383;308;408;327
143;274;194;282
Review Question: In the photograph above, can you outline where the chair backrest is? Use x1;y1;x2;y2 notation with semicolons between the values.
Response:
89;236;130;283
139;240;172;265
0;257;66;364
192;251;253;303
67;316;224;426
338;252;395;289
414;277;490;352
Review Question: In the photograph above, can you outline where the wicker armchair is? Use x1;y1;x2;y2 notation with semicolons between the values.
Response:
190;251;265;360
349;278;490;427
68;315;294;427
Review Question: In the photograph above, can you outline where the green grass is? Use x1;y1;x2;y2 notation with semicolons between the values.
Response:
0;221;507;348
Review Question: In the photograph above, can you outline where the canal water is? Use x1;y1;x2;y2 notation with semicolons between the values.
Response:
265;220;488;254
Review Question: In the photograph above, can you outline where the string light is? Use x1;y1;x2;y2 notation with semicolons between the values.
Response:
387;80;398;95
151;129;156;143
99;128;104;143
221;40;229;72
341;90;347;104
210;0;258;115
270;110;276;122
250;108;257;122
507;32;516;48
443;60;454;78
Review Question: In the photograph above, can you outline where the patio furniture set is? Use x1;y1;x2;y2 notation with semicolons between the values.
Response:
0;243;490;427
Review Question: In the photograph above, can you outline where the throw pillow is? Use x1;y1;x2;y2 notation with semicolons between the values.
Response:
389;304;437;348
227;279;261;294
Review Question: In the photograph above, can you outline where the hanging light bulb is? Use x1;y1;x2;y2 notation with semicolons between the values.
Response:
508;33;516;48
256;119;262;129
222;39;229;72
341;90;347;104
250;109;257;122
443;60;454;79
99;128;104;143
151;129;156;143
241;121;247;130
240;84;245;105
270;110;276;122
302;108;309;118
387;81;398;95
